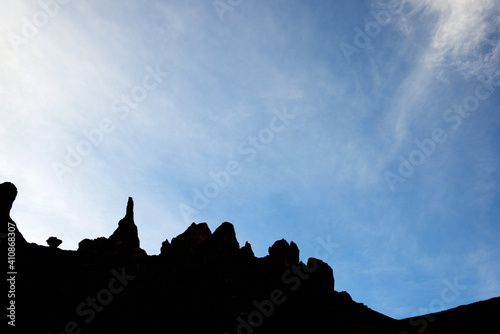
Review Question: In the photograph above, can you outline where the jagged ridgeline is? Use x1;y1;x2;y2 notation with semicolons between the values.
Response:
2;182;498;334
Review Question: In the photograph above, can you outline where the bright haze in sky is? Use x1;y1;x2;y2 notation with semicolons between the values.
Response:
1;0;499;320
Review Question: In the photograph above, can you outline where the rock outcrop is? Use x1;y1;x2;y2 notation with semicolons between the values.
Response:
46;236;62;248
268;238;300;266
1;181;27;246
168;221;211;255
109;197;140;249
78;197;142;258
0;181;17;220
3;182;499;334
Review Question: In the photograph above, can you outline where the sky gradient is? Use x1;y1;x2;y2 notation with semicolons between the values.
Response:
1;0;500;319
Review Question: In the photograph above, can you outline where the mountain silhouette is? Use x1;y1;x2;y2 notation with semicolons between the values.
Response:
2;182;499;333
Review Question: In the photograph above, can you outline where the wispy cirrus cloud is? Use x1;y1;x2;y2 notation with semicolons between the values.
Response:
380;0;500;147
416;0;500;78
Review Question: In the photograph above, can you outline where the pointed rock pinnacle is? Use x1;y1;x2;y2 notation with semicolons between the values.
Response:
109;197;140;248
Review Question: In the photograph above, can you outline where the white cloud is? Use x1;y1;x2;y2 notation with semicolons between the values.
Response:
412;0;500;79
379;0;499;162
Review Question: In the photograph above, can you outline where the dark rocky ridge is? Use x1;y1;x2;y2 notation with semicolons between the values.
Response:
2;182;499;334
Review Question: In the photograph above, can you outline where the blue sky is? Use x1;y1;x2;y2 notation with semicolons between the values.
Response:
1;0;499;319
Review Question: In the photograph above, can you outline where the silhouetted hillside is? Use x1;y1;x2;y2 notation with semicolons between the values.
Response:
2;182;499;333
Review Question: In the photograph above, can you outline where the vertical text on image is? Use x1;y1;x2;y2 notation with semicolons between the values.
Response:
6;222;17;327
